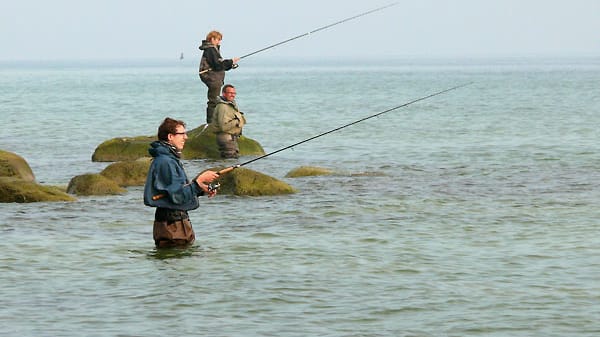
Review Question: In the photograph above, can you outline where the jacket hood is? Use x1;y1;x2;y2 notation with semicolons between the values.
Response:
148;140;178;158
199;40;218;51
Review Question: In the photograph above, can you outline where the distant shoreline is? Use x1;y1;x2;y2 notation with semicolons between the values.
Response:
1;54;599;69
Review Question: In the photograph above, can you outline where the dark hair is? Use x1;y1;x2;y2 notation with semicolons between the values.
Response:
157;117;185;141
222;84;235;93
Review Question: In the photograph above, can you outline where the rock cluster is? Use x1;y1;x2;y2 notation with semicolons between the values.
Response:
2;125;306;202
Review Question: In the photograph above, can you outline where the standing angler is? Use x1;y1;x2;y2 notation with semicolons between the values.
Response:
199;30;240;124
144;117;220;248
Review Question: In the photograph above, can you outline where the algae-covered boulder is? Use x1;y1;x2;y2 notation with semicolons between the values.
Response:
0;177;76;203
182;124;265;159
236;136;265;158
91;125;265;162
209;167;296;196
92;136;155;162
67;173;127;196
285;166;334;178
100;158;151;186
0;150;35;182
0;150;76;202
180;124;220;159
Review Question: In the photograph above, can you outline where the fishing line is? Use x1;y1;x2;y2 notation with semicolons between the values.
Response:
152;83;472;200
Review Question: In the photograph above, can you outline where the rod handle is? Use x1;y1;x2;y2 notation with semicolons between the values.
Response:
217;165;239;176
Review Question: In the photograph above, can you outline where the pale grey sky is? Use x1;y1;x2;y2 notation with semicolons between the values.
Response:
1;0;599;61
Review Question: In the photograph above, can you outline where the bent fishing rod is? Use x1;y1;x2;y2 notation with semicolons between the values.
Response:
238;2;398;60
215;82;473;176
199;2;399;75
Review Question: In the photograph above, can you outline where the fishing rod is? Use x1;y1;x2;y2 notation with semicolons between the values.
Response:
215;82;473;176
239;2;399;60
199;2;399;75
151;82;472;200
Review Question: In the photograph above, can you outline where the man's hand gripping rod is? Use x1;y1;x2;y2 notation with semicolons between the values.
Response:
150;167;236;201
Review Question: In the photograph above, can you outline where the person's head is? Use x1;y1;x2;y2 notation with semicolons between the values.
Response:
221;84;236;102
157;117;188;151
206;30;223;45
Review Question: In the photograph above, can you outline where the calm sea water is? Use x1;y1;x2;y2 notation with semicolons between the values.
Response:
1;57;600;336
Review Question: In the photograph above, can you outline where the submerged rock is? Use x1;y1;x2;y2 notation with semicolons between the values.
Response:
209;166;296;196
285;165;387;178
100;158;151;186
92;124;265;162
0;177;75;203
0;150;35;182
285;166;334;178
67;173;127;196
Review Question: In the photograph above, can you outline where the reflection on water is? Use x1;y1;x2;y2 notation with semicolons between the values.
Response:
145;245;206;260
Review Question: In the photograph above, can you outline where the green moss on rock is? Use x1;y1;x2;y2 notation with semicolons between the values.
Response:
0;177;76;203
0;150;35;182
100;158;151;186
182;124;220;159
183;124;265;159
92;136;155;162
285;166;334;178
92;125;266;162
237;136;266;157
67;173;127;196
209;167;296;196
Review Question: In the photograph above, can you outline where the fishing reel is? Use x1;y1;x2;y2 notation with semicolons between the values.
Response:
208;182;221;192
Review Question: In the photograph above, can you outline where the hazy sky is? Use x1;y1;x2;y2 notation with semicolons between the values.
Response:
1;0;599;61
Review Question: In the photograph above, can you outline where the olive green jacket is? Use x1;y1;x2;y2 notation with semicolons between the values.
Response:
212;97;246;136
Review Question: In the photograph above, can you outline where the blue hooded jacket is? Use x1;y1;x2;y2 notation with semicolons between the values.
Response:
143;141;203;210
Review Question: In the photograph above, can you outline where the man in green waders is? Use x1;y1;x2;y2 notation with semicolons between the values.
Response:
211;84;246;159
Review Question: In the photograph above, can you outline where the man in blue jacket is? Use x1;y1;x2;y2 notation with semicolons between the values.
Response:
144;117;220;247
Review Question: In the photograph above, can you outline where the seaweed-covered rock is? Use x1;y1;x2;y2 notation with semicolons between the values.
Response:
91;136;154;162
0;177;75;203
0;150;35;182
92;125;265;162
209;167;296;196
285;166;334;178
183;124;265;159
100;158;151;186
67;173;127;196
